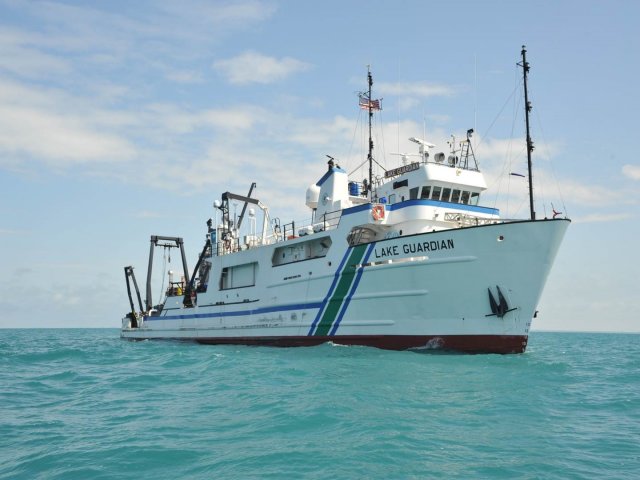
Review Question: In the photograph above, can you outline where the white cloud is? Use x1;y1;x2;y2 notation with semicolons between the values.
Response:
136;104;265;136
377;81;456;98
0;79;137;166
213;51;312;85
373;81;457;112
425;114;451;125
475;136;559;165
1;1;277;84
0;27;71;78
574;213;634;223
8;3;140;55
156;0;277;32
200;107;264;130
0;105;136;165
622;164;640;180
540;177;624;207
165;70;205;84
285;115;354;147
397;97;420;112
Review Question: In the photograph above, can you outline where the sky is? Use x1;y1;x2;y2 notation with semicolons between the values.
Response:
0;0;638;332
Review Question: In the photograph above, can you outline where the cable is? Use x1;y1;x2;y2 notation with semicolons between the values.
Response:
158;246;167;303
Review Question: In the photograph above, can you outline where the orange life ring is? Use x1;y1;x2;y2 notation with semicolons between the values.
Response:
371;204;385;221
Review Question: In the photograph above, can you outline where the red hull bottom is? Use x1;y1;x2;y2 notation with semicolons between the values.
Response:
189;334;528;354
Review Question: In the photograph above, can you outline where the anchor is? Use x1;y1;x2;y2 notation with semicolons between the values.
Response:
486;286;517;318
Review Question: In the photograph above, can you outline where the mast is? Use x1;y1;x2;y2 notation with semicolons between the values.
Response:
367;66;374;200
519;45;536;220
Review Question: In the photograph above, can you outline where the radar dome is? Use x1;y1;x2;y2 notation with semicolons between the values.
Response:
305;184;320;209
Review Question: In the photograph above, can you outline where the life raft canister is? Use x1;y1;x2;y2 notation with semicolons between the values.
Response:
371;204;385;221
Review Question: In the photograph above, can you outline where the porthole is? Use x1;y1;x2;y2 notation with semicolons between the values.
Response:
497;235;504;242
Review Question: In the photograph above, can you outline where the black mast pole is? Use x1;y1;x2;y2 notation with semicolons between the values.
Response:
520;45;535;220
367;66;374;201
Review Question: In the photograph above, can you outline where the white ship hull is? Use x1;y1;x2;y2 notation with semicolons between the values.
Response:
122;218;569;353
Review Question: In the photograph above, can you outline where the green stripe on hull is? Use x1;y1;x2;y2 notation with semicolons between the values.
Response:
314;244;368;336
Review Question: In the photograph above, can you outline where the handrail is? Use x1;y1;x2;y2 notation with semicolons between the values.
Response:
444;212;501;227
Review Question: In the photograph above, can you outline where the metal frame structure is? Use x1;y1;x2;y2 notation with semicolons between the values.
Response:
145;236;189;312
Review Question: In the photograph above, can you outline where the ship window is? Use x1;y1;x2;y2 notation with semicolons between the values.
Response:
431;186;441;201
220;262;257;290
470;192;480;205
420;186;431;199
461;191;470;204
410;187;419;200
451;189;461;203
441;188;451;202
393;179;408;189
272;236;332;266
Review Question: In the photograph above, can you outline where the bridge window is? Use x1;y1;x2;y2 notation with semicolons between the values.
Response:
431;186;441;201
441;188;451;202
420;186;431;199
451;189;461;203
410;187;419;200
470;192;480;205
461;191;470;204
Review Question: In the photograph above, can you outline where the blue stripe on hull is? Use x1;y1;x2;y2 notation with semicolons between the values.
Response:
148;301;324;322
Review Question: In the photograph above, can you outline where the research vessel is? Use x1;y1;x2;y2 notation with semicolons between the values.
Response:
121;47;569;353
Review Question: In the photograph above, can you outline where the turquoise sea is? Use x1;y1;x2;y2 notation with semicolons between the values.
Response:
1;330;638;479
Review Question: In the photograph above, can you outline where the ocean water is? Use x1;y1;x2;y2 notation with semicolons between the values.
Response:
1;330;638;479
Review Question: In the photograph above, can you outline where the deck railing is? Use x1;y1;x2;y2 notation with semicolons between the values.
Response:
212;208;344;256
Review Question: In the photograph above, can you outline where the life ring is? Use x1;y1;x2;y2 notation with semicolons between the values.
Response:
371;204;385;221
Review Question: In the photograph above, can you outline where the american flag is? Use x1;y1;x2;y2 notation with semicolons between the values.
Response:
359;94;381;111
